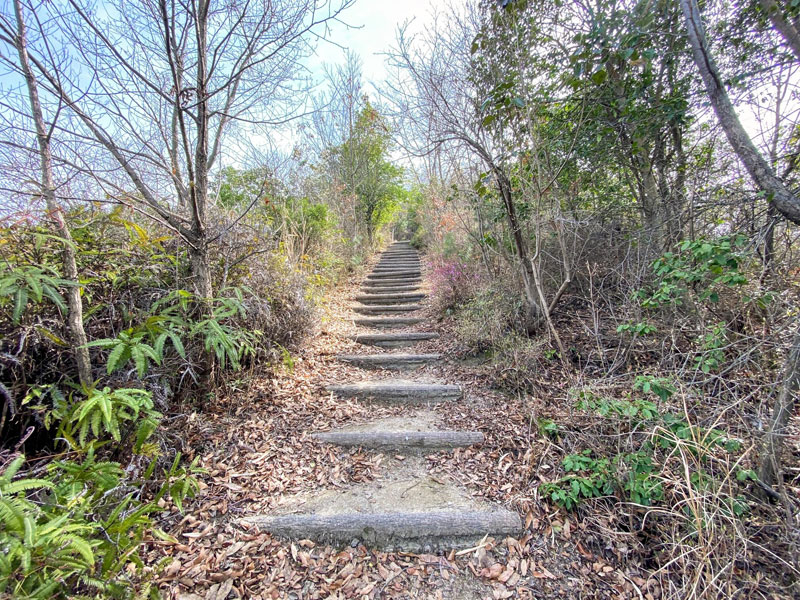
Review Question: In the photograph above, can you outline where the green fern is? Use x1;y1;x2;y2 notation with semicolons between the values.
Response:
86;330;162;377
0;450;200;598
57;387;161;449
0;264;73;324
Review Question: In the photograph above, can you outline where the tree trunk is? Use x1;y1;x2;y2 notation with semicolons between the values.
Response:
190;0;212;300
14;0;92;387
758;327;800;489
680;0;800;224
681;0;800;492
189;242;213;300
494;168;544;330
759;0;800;63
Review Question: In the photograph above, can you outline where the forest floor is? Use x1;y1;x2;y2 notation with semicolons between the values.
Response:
144;257;794;600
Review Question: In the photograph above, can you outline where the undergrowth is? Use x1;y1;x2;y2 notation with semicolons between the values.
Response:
0;200;356;597
428;231;799;598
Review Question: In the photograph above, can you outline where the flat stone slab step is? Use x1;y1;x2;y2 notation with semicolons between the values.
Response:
336;353;441;369
375;263;420;269
362;278;422;287
360;285;421;294
356;293;426;304
351;332;439;348
367;271;421;279
243;509;521;551
354;317;424;328
327;381;461;403
373;268;421;274
353;304;424;315
312;430;484;449
377;264;419;268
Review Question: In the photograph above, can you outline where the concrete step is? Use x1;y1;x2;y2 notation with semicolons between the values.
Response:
312;430;483;450
367;269;421;279
243;510;521;551
362;277;422;287
356;293;426;304
352;304;423;315
351;332;439;348
353;317;424;328
336;353;441;369
373;268;421;274
375;263;420;269
360;285;421;294
375;259;419;263
327;380;462;403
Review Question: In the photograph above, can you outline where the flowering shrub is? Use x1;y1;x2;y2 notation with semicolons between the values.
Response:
428;258;482;312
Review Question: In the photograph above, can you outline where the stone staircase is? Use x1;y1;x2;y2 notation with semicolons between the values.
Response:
243;241;521;551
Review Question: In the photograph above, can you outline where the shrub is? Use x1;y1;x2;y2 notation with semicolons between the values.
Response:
429;257;482;312
0;449;200;599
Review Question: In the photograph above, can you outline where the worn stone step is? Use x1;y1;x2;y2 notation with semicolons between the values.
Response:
351;332;439;348
312;430;483;449
356;293;425;304
352;304;423;315
379;258;418;263
373;268;421;274
380;255;418;260
362;277;422;287
327;381;462;403
243;510;520;551
376;263;420;268
354;317;424;328
367;271;421;280
365;271;422;283
360;284;421;294
336;353;441;370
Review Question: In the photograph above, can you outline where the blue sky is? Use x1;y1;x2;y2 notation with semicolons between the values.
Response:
309;0;443;87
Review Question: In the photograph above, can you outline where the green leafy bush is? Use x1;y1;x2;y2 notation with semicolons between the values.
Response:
542;449;665;509
0;450;200;599
574;391;659;420
0;264;72;324
638;235;749;308
55;387;161;450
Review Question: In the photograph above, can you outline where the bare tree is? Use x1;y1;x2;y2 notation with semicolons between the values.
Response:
681;0;800;225
0;0;354;299
680;0;800;491
385;3;586;339
7;0;91;385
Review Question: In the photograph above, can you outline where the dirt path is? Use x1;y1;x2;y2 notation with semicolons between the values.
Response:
149;245;651;600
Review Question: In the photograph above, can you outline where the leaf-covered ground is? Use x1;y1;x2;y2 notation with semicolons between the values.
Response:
144;260;789;600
